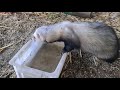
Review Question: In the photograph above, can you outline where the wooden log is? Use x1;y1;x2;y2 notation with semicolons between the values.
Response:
64;12;94;18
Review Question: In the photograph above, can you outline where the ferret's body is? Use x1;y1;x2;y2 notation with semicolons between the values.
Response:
33;21;119;63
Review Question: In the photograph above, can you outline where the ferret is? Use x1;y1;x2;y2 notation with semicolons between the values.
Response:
33;21;119;63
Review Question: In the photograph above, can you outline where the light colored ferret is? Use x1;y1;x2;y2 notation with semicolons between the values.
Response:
33;21;119;63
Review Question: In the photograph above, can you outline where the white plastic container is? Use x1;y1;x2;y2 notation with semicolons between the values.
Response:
9;39;68;78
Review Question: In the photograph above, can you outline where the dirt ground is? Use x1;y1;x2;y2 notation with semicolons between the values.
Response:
0;12;120;78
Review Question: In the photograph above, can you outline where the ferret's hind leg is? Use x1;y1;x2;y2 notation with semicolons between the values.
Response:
93;56;99;66
69;52;72;63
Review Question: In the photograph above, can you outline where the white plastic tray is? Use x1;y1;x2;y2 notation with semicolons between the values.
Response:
9;39;68;78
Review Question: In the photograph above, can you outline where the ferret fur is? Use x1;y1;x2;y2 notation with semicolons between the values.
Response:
33;21;119;63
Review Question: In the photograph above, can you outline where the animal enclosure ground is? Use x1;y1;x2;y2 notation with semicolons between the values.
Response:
0;12;120;78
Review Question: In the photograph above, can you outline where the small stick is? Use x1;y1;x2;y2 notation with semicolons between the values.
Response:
60;70;67;77
0;26;12;29
0;40;22;53
93;56;98;66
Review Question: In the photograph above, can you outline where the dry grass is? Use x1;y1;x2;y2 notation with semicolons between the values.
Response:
0;12;120;78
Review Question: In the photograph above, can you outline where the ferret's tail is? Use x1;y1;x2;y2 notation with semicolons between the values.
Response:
103;38;120;63
104;52;119;63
